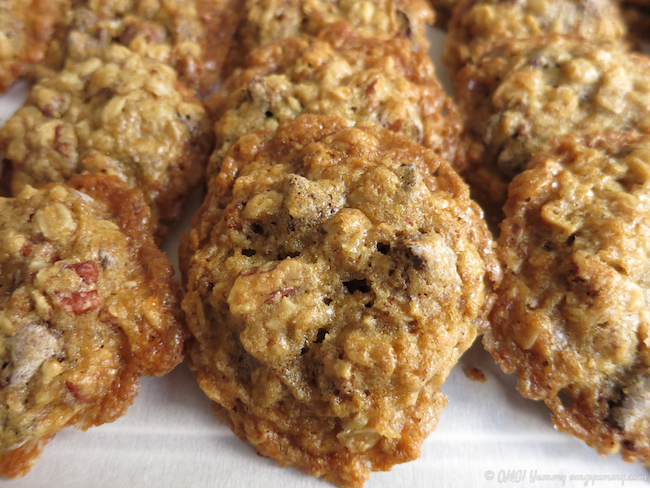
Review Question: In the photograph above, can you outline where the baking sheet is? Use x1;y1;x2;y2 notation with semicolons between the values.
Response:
1;27;649;488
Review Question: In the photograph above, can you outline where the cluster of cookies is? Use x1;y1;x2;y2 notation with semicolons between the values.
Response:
2;0;650;486
441;0;650;467
0;0;240;478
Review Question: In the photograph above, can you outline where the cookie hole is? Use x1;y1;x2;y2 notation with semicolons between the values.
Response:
566;235;575;246
315;328;328;344
301;347;309;355
241;249;256;256
252;223;264;235
277;250;301;260
388;269;395;277
377;242;390;254
558;389;572;409
265;110;273;118
344;279;371;294
364;301;374;308
323;298;332;305
543;241;553;251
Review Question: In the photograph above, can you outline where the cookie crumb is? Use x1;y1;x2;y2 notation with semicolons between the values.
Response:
465;367;487;382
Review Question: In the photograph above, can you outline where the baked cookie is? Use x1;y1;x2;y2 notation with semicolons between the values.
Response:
206;28;462;181
229;0;433;69
443;0;627;77
0;0;70;93
455;35;650;223
0;174;185;478
181;115;500;487
486;132;650;463
1;43;212;231
64;0;242;95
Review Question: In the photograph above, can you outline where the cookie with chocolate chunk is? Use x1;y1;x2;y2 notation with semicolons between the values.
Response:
486;132;650;463
1;43;212;232
181;115;500;488
206;29;462;181
0;174;185;478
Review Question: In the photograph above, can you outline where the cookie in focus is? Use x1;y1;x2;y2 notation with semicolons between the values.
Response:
181;115;500;487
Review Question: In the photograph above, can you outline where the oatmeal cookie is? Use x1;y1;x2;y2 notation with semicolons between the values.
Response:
65;0;242;95
455;35;650;223
181;115;500;487
485;132;650;463
443;0;627;77
1;43;212;231
0;0;70;93
0;174;185;478
231;0;433;62
206;29;462;181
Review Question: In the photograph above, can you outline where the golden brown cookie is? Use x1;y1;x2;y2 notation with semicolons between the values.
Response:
206;28;462;181
181;115;500;488
0;174;186;478
64;0;242;95
0;0;70;93
486;132;650;464
455;35;650;224
1;43;213;232
443;0;627;77
228;0;433;70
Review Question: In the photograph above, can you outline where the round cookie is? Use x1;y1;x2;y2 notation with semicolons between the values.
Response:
0;0;70;93
0;174;186;478
485;132;650;463
1;43;213;232
443;0;627;77
181;115;500;487
455;35;650;223
64;0;241;95
206;28;462;181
